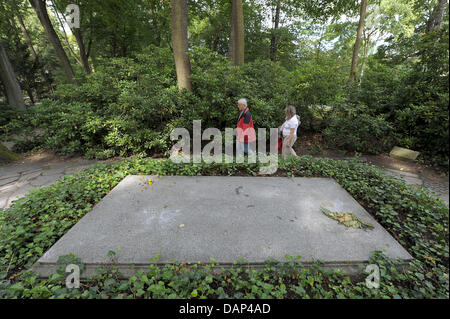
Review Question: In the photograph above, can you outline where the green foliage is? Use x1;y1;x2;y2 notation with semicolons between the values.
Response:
4;46;348;158
0;103;20;135
349;24;449;167
3;47;179;158
0;142;18;163
323;105;394;154
0;156;448;298
395;102;449;167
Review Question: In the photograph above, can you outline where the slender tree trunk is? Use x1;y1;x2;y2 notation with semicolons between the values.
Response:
29;0;76;84
231;0;244;66
25;87;36;104
10;13;40;104
316;26;326;62
73;28;91;74
16;13;38;61
210;20;220;52
170;0;192;91
228;11;235;62
350;0;368;82
63;4;91;74
359;29;375;80
12;0;37;61
427;0;447;33
270;2;280;62
9;17;22;45
359;31;370;80
112;33;117;57
0;41;26;110
49;1;83;66
90;51;97;73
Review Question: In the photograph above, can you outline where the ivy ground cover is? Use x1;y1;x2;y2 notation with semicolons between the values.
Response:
0;156;448;299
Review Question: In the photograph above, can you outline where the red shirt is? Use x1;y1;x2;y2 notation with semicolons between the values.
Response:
236;107;256;143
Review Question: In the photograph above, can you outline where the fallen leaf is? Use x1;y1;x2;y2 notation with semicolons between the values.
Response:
321;206;374;230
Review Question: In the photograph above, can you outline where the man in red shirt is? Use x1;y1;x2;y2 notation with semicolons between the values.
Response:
236;98;256;156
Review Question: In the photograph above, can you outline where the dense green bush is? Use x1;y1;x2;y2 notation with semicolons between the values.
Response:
0;156;448;298
348;26;449;168
0;103;22;135
4;46;342;159
323;105;394;154
3;47;182;158
395;102;449;167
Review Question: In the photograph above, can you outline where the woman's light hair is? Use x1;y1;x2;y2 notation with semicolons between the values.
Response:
285;105;296;119
238;98;247;106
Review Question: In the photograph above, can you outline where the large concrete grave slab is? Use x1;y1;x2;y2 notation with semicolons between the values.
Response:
34;176;412;278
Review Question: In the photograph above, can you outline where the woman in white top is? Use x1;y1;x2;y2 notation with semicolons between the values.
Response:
280;105;300;158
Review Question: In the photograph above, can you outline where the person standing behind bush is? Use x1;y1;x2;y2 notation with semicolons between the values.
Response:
280;105;300;158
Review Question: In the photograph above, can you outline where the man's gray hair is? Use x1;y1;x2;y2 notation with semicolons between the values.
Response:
238;98;247;106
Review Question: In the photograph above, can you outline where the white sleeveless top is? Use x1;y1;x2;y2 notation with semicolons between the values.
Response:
282;115;299;137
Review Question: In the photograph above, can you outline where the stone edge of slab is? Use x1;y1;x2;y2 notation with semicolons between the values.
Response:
32;258;413;279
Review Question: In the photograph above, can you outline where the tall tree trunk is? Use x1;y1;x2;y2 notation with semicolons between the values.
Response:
427;0;447;33
12;0;37;61
231;0;244;66
270;2;281;62
29;0;76;84
350;0;368;82
90;52;97;73
359;30;370;80
170;0;192;91
49;1;82;64
228;11;235;62
73;28;91;74
16;13;38;61
359;29;375;81
0;41;26;110
49;0;90;74
52;0;91;74
9;16;22;45
9;13;40;104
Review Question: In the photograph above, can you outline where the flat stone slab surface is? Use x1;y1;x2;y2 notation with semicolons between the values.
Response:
35;176;412;277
